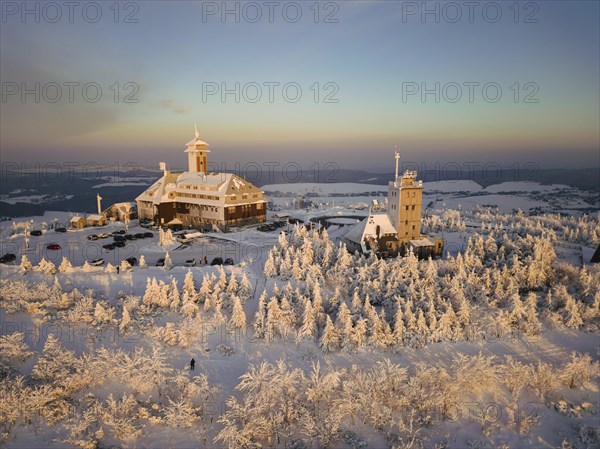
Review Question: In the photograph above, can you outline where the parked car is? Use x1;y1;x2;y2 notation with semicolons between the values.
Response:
90;258;104;266
113;241;126;248
0;253;17;263
124;234;137;240
97;233;111;239
155;258;165;267
185;259;197;267
224;258;234;266
143;232;153;238
102;243;115;250
30;230;42;236
288;218;304;224
113;235;126;242
87;234;98;241
113;230;126;235
47;244;61;250
135;233;146;239
210;257;223;266
125;257;137;266
55;227;67;233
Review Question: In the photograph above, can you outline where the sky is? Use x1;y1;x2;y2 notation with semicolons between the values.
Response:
1;0;599;172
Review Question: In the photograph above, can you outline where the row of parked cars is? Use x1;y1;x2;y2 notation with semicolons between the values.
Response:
88;256;138;267
183;257;234;267
27;227;68;236
86;230;154;250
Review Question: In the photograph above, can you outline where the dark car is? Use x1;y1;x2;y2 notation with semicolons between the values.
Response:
47;244;61;250
224;258;234;266
124;234;137;240
273;221;286;228
55;227;67;233
135;233;146;239
210;257;223;266
125;257;137;266
143;232;153;238
288;218;304;224
0;253;17;264
102;243;115;250
113;241;126;248
90;258;104;266
87;234;98;241
155;258;165;267
113;235;126;242
30;230;42;236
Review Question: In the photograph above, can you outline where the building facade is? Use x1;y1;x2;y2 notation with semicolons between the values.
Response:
136;128;267;230
344;151;442;258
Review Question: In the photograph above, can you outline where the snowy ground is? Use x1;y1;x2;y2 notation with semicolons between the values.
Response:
0;180;599;449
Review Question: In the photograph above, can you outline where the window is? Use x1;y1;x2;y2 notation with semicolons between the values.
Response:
405;220;408;225
228;206;236;213
257;203;263;209
406;205;409;210
412;205;415;210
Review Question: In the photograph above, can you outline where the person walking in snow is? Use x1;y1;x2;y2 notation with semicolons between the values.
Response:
190;358;195;370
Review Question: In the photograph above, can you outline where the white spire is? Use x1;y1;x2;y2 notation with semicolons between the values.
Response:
96;193;102;214
194;123;199;140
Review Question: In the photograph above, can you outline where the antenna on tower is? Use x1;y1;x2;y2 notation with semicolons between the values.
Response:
194;123;199;140
394;145;400;181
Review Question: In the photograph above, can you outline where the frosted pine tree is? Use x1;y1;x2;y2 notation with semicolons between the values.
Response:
81;260;93;272
105;263;117;273
199;274;213;303
336;302;353;350
158;280;170;308
19;255;33;273
320;315;340;353
393;306;405;346
265;297;282;343
119;259;132;272
142;277;155;306
564;295;583;329
524;292;541;335
298;298;317;341
229;295;247;330
37;258;56;275
58;257;74;273
253;290;267;339
239;272;252;299
164;252;173;270
264;251;277;277
120;307;132;333
351;318;368;348
139;255;147;269
169;279;181;311
227;274;238;295
183;271;198;302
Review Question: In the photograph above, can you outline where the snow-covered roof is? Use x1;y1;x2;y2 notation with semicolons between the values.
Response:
185;140;210;150
70;216;84;222
86;214;104;221
167;218;183;225
344;214;397;244
409;237;436;247
135;171;265;207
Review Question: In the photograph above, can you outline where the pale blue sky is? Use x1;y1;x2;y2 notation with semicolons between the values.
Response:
1;1;598;170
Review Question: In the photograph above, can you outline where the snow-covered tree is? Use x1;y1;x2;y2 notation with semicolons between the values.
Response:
229;295;247;330
58;257;74;273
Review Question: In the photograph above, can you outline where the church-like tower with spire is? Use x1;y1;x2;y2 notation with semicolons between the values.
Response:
135;126;267;230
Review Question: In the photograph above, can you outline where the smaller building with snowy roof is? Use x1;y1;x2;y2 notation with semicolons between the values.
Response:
135;126;267;230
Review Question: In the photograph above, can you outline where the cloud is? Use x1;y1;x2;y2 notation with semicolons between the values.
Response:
161;99;190;114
